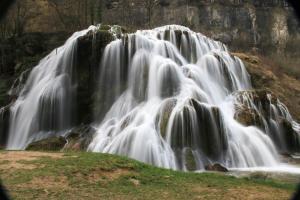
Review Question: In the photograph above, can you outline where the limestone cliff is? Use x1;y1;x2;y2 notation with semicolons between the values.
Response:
1;0;299;60
102;0;300;60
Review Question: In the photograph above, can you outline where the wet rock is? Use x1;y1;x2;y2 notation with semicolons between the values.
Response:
26;136;67;151
191;99;228;160
234;105;262;127
63;125;96;151
184;148;197;171
234;89;276;122
234;89;300;153
76;28;115;124
157;98;177;138
25;125;96;151
279;118;300;153
160;63;181;98
205;163;228;172
0;105;10;148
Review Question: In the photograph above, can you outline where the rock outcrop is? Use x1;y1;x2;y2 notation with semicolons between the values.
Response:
102;0;300;59
233;53;300;122
1;0;299;63
205;163;228;172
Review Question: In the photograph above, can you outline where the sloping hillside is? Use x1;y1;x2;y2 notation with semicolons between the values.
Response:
0;151;297;200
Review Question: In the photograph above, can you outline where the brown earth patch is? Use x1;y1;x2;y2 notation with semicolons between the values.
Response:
20;175;70;190
225;186;291;200
75;168;135;183
193;185;291;200
0;151;64;170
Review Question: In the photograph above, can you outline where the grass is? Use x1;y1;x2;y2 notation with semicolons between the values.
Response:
0;151;298;200
257;55;300;80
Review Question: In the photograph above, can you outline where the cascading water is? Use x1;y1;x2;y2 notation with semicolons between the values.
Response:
89;25;299;170
6;26;96;149
233;90;300;154
4;24;300;172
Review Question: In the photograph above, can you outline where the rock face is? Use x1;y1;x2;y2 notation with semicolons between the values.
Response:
101;0;300;59
233;89;300;153
1;0;299;62
0;32;71;76
76;28;115;123
233;53;300;122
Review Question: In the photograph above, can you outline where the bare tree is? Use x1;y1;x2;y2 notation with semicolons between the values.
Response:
13;1;30;36
47;0;83;31
143;0;159;28
47;0;69;29
0;19;13;40
0;0;32;39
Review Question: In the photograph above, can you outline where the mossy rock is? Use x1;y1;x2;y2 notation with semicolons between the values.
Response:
184;148;197;171
99;24;111;31
26;136;67;151
157;98;177;138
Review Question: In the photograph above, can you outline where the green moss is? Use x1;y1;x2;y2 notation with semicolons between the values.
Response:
99;24;111;31
159;99;176;138
184;148;197;171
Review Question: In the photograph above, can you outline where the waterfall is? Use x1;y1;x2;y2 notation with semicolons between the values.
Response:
6;26;96;149
89;25;298;170
4;24;300;171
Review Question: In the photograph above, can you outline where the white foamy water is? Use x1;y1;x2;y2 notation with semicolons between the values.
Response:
6;26;97;149
230;164;300;174
5;25;300;172
89;25;300;171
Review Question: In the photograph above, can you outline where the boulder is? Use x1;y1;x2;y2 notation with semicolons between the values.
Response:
234;105;262;127
26;136;67;151
205;163;228;172
63;125;96;151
